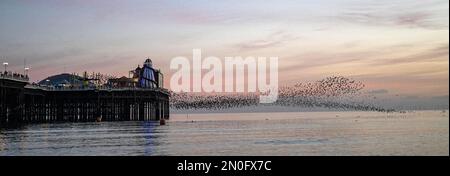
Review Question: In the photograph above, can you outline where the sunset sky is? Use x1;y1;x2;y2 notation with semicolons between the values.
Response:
0;0;448;104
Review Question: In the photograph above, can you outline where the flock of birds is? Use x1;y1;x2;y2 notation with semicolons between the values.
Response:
169;76;395;112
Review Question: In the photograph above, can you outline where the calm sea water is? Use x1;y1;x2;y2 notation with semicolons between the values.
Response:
0;110;448;156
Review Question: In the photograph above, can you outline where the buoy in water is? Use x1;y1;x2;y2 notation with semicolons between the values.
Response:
160;119;166;125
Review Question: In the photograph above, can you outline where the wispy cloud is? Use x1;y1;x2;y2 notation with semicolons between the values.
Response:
368;44;449;66
234;31;299;51
335;0;449;30
281;42;448;74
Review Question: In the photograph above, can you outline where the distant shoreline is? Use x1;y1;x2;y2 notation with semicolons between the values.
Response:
170;106;449;114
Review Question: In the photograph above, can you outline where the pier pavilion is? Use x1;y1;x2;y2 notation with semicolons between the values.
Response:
0;59;169;125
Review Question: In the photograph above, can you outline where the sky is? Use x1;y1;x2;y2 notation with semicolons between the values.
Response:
0;0;448;106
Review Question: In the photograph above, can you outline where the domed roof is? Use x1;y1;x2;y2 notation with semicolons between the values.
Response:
38;73;83;86
144;57;153;67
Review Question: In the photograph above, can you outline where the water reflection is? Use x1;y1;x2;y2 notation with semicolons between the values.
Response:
0;111;448;156
143;121;156;155
0;121;165;155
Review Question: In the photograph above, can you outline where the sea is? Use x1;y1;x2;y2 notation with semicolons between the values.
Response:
0;110;448;156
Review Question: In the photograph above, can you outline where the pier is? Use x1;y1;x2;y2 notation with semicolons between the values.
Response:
0;59;170;125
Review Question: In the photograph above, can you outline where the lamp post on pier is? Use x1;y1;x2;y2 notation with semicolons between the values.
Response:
3;62;8;73
25;67;30;77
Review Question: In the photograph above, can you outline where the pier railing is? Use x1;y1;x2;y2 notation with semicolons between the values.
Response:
0;72;29;82
26;84;169;94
